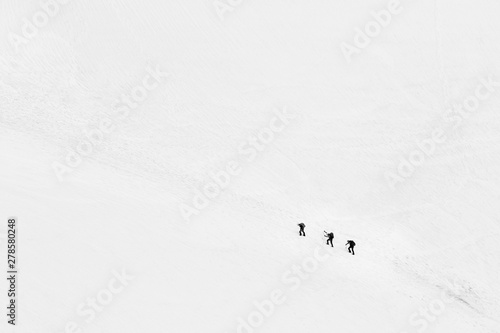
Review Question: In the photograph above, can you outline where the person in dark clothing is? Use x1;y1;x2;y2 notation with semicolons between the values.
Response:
346;240;356;255
324;231;334;247
298;223;306;236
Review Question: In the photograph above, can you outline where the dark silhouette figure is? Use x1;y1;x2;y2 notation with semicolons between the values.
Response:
324;231;334;247
298;223;306;236
346;240;356;255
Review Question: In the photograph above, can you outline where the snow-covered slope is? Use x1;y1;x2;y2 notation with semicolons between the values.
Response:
1;0;500;332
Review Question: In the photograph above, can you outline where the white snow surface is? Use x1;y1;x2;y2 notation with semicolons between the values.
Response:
1;0;500;332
